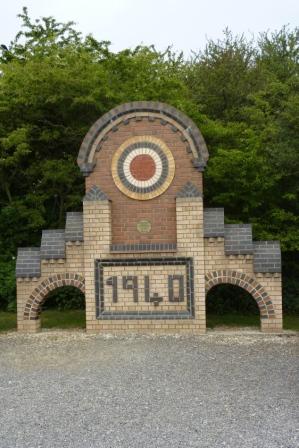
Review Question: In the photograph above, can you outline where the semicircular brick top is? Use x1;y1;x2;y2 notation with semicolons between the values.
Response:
77;101;209;176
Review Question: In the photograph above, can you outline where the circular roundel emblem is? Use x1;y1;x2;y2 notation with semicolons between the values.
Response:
111;136;175;200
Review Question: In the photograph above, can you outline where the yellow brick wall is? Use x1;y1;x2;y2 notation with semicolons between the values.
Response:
17;243;84;332
82;196;206;334
17;201;282;334
204;238;282;331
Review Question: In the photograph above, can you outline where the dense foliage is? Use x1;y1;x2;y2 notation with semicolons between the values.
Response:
0;8;298;313
42;286;85;311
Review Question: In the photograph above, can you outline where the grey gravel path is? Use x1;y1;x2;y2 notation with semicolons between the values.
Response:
0;331;298;448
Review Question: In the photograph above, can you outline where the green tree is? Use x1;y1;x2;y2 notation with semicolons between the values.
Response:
0;8;191;311
0;9;298;314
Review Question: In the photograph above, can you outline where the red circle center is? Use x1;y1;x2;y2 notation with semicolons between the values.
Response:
130;154;156;181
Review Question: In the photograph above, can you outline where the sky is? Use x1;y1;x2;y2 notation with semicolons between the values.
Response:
1;0;298;56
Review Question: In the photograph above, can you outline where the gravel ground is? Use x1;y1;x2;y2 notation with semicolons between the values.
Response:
0;331;298;448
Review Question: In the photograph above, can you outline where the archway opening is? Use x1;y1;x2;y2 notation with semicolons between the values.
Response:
206;284;260;330
41;286;85;330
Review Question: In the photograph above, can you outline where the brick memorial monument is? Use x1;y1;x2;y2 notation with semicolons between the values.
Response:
16;102;283;333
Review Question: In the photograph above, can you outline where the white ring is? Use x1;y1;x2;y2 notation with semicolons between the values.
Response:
122;147;163;188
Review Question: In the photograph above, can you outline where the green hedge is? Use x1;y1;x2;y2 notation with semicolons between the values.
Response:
0;259;16;311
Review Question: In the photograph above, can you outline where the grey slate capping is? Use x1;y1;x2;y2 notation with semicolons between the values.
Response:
224;224;253;255
16;248;41;278
192;158;207;172
97;312;193;320
65;212;83;242
110;243;177;253
40;229;66;260
80;162;96;177
204;208;224;237
176;181;202;198
253;241;281;273
83;185;110;201
77;101;209;177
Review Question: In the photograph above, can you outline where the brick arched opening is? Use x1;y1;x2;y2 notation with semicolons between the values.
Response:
205;270;275;320
23;273;85;321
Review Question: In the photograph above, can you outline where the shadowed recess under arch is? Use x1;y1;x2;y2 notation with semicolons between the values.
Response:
23;273;85;321
205;270;275;319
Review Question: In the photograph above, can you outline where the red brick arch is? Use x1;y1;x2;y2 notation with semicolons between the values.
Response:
23;273;85;321
205;270;275;319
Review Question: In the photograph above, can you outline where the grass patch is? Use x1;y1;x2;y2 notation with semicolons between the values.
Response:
0;311;298;332
207;313;299;331
283;315;299;331
207;313;260;329
0;312;16;332
41;309;85;329
0;310;85;332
